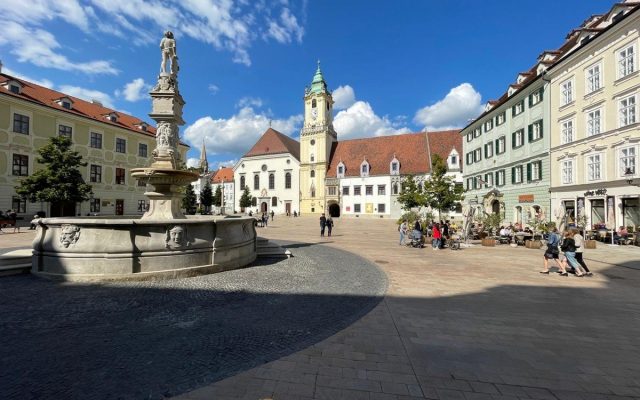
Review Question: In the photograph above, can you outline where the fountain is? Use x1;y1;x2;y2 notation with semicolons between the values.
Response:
31;32;257;281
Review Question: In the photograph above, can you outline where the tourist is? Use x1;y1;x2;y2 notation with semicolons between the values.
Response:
432;223;442;250
270;210;274;221
615;226;628;244
319;213;327;237
399;219;408;245
293;211;297;217
540;227;567;275
326;216;334;237
572;228;593;276
560;230;583;277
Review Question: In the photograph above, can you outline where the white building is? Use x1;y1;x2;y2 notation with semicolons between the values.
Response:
211;167;234;214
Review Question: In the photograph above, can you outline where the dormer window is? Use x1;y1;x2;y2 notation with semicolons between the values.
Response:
448;150;460;169
3;80;24;95
337;161;345;178
55;97;74;110
390;156;400;176
105;112;118;123
360;160;370;177
136;122;148;132
9;85;20;94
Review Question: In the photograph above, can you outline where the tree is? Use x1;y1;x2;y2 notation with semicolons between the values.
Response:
200;182;213;212
239;186;253;210
15;136;92;216
213;185;222;207
182;184;197;214
423;154;465;220
397;175;425;211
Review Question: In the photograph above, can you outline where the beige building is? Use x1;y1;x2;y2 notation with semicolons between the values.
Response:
548;1;640;230
0;68;188;218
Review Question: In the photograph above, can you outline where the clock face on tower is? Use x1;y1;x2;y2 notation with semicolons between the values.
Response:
311;108;318;120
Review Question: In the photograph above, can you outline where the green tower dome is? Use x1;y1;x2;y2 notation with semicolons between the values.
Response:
309;60;328;94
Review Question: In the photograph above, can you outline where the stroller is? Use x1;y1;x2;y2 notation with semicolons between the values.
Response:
407;230;424;248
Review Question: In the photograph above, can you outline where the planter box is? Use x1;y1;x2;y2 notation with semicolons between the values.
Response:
525;240;542;249
584;240;597;249
481;238;496;247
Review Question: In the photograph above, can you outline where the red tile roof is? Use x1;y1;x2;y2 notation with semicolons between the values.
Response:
212;167;233;183
0;72;188;147
243;128;300;160
326;130;461;178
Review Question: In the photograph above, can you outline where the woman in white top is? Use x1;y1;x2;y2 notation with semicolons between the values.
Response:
571;228;593;276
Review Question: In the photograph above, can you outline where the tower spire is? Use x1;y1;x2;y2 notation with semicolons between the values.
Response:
310;59;327;94
199;138;209;174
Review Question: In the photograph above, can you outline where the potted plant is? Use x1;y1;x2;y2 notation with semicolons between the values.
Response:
577;215;596;249
526;212;547;249
479;213;501;246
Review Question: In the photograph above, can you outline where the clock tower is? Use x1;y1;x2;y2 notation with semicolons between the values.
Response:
299;61;337;215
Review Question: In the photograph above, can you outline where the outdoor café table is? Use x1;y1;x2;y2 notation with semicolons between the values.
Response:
515;233;532;245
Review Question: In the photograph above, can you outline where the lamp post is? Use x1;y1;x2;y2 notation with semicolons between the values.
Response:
625;167;639;187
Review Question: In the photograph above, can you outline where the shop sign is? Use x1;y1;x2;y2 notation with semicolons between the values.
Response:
518;194;534;203
584;188;607;196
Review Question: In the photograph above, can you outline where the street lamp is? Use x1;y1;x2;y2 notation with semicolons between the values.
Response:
624;167;639;186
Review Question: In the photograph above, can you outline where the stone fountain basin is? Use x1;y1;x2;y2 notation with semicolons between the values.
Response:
31;216;257;282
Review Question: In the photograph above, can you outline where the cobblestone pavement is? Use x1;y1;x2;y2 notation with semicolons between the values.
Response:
0;242;387;399
174;216;640;400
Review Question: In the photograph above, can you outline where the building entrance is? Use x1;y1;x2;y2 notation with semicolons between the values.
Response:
328;202;340;218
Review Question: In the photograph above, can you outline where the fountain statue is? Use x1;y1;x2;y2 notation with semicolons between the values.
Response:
31;34;257;281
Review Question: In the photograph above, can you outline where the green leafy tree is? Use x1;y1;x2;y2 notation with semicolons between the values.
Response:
423;154;465;220
200;182;213;212
397;175;425;211
213;185;222;207
15;136;92;216
239;186;253;209
182;184;197;214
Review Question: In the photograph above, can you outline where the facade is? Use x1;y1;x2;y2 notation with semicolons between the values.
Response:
461;73;551;226
211;167;234;214
548;2;640;230
0;70;188;218
233;128;300;215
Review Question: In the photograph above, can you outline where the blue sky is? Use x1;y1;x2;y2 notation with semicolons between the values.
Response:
0;0;614;169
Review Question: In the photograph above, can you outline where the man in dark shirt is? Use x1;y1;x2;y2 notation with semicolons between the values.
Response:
319;213;327;237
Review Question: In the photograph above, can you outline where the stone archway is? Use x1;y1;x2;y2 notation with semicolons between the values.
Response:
261;202;268;213
491;200;500;215
328;202;340;218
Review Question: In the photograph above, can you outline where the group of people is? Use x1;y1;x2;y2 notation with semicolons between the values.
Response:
0;209;18;233
541;227;592;277
319;213;334;237
398;219;453;249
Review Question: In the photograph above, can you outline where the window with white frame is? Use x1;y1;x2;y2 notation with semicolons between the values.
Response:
529;120;543;142
562;160;574;184
587;154;602;181
484;143;493;158
360;161;369;177
586;63;602;93
618;44;635;78
561;120;574;144
496;111;506;126
512;129;525;148
466;133;473;142
529;161;542;181
512;100;524;116
512;165;523;184
586;109;602;137
466;178;473;190
473;127;481;138
473;148;482;162
561;79;573;106
495;170;505;186
619;95;636;127
484;173;493;188
496;136;506;154
529;88;543;106
620;146;636;176
484;119;493;132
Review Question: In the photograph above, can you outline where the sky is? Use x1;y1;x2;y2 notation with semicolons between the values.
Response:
0;0;615;170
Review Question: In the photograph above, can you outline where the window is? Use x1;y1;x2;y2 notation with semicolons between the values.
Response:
361;163;369;176
473;148;482;162
586;64;602;93
354;204;361;213
529;87;543;106
561;120;574;144
484;143;493;158
466;152;473;165
496;111;506;126
365;185;373;195
90;165;102;183
310;170;315;178
253;174;259;190
495;170;505;186
13;113;29;134
391;162;398;173
621;147;636;176
338;165;344;175
512;129;525;148
619;95;636;127
90;132;102;149
528;120;543;142
512;100;524;116
474;176;482;190
9;84;20;94
587;154;602;181
311;99;316;108
527;161;543;181
354;185;361;196
90;198;101;213
310;154;315;162
272;197;277;207
378;204;386;213
269;173;275;190
58;125;72;139
240;176;246;189
586;109;601;137
378;185;386;195
12;197;26;213
116;138;126;153
342;186;349;195
484;119;493;132
484;173;493;188
392;183;399;195
285;172;291;189
115;167;125;184
12;154;28;176
618;44;635;78
138;143;148;157
561;79;573;106
562;160;574;184
137;200;148;212
495;136;506;154
450;155;457;165
466;133;473;142
473;128;481;138
512;165;523;184
466;178;473;190
328;186;336;196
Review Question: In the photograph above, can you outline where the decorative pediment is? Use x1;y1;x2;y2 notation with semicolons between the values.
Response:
360;158;370;177
337;160;345;178
389;155;400;175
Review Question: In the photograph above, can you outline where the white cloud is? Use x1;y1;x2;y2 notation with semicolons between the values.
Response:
117;78;151;102
332;85;356;110
334;101;411;139
237;97;264;108
186;157;201;169
413;83;484;130
2;66;54;89
59;85;115;109
0;0;92;32
184;106;302;156
265;8;304;44
208;84;220;94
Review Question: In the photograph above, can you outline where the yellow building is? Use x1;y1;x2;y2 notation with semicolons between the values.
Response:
548;1;640;230
0;69;188;218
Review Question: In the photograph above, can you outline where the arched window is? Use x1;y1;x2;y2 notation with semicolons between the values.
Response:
311;99;317;108
392;183;398;195
253;174;259;190
310;170;315;178
272;196;277;206
240;176;245;189
269;173;275;190
311;187;316;197
285;172;291;189
310;154;315;162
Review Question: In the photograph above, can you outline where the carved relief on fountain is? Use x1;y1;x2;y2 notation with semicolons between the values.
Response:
59;224;81;248
165;225;191;249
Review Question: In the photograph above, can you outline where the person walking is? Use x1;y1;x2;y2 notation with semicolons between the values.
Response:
399;220;408;245
319;213;327;237
560;230;584;276
540;227;567;275
432;223;442;250
326;216;334;237
572;228;593;276
270;210;274;222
